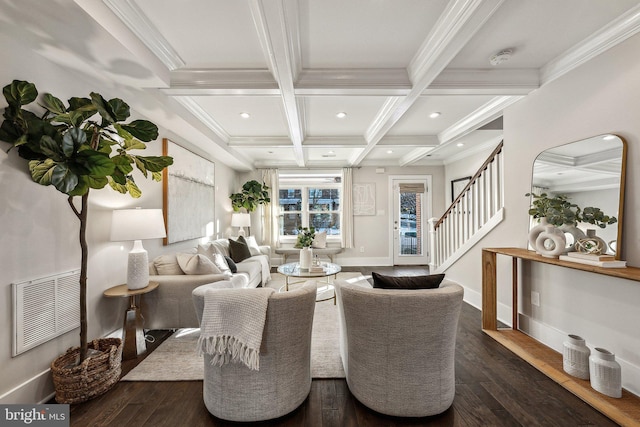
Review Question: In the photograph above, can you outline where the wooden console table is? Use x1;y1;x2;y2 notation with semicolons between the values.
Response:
482;248;640;426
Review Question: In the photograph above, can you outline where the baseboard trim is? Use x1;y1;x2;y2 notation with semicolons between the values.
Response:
0;369;55;404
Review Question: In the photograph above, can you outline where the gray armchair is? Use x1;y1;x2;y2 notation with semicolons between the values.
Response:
334;277;464;417
192;280;317;422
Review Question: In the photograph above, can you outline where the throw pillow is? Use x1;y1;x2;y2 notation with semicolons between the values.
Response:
371;272;445;289
197;243;217;263
244;235;262;256
224;256;238;273
153;254;184;275
176;253;221;275
212;253;232;275
229;237;252;263
311;230;327;248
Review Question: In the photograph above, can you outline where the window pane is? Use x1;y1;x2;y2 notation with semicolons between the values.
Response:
281;213;302;235
308;188;340;211
310;213;340;235
400;192;422;255
279;189;301;211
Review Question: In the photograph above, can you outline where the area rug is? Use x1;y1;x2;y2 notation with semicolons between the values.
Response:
122;272;366;381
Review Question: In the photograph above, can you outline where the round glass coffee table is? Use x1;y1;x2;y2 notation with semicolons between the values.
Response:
277;262;341;303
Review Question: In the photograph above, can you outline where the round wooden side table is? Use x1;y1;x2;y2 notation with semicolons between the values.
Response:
103;282;159;360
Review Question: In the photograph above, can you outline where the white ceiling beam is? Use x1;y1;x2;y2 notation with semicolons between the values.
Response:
438;95;520;144
173;97;230;144
399;147;437;166
540;3;640;86
163;67;537;96
352;0;505;166
250;0;305;166
101;0;185;71
426;68;538;95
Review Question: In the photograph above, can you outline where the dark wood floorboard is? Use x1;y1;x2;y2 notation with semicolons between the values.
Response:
68;266;619;426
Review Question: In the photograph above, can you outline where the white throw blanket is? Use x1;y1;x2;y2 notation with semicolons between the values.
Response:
197;287;274;370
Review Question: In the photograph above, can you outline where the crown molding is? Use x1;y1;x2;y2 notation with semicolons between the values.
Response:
103;0;185;70
540;3;640;85
173;96;230;143
296;68;411;95
438;95;521;144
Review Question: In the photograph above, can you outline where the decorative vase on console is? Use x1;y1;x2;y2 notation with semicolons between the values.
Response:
535;225;567;258
562;334;590;380
589;348;622;398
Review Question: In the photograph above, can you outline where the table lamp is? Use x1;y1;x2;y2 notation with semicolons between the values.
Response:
231;213;251;237
110;208;167;290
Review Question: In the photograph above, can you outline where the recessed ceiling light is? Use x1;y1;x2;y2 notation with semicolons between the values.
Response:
457;143;464;147
336;112;347;119
387;150;393;154
267;151;273;154
328;150;335;154
239;112;250;119
603;135;616;140
429;112;441;119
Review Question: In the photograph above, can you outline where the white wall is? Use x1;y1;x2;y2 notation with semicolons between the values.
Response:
444;144;499;205
0;36;239;403
444;32;640;394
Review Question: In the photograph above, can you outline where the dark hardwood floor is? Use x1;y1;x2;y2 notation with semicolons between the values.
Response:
69;266;618;426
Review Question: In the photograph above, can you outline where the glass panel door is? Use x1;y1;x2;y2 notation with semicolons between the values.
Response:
392;178;430;265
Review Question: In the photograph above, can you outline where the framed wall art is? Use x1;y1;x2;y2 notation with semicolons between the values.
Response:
162;138;215;244
451;176;471;203
353;183;376;216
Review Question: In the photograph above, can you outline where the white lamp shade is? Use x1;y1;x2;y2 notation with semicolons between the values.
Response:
110;208;167;241
231;213;251;228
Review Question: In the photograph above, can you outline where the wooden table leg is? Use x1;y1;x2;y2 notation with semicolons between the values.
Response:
482;249;498;330
122;295;147;360
512;257;518;330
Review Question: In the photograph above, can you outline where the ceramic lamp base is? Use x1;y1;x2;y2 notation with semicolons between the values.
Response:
127;241;149;290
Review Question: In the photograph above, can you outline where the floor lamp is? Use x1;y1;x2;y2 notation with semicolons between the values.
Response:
111;208;167;290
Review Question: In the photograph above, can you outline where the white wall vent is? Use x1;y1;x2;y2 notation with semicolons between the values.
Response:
12;269;81;356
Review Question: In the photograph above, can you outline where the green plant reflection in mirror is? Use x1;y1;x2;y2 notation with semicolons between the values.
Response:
529;134;626;259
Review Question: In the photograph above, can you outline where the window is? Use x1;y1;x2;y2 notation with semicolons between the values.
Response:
278;172;342;240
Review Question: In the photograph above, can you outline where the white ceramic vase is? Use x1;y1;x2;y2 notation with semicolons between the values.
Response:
589;347;622;398
562;334;590;380
528;217;550;252
300;247;313;270
535;225;567;258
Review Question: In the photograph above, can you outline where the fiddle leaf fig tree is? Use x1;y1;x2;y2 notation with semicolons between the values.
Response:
0;80;173;363
230;179;270;212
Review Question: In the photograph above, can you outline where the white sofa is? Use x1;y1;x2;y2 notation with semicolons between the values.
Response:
141;238;271;329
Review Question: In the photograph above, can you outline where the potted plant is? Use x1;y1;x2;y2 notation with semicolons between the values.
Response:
0;80;173;403
230;180;270;212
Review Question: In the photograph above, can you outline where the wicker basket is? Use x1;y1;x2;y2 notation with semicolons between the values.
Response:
51;337;123;404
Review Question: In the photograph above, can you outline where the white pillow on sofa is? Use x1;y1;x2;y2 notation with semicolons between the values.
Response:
153;254;184;275
244;235;262;256
176;253;222;275
312;231;327;249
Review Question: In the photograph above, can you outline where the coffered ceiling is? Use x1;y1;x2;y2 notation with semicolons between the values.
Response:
3;0;640;171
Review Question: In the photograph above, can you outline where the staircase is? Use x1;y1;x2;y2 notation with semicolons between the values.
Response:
429;142;505;273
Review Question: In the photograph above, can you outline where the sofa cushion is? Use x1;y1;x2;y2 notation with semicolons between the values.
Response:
244;235;262;256
197;243;217;262
236;260;261;281
177;253;222;275
224;256;238;273
229;237;252;263
212;253;232;274
371;272;445;290
312;231;327;248
153;254;184;275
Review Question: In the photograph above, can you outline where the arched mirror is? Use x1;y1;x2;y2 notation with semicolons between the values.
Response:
529;134;626;259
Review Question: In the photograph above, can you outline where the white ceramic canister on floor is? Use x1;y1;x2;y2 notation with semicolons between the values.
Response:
589;347;622;398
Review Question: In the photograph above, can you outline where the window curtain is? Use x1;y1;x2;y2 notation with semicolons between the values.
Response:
341;168;354;248
261;169;280;247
